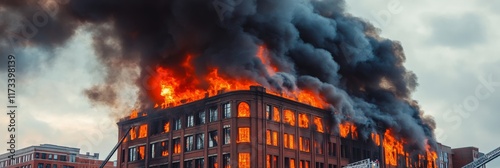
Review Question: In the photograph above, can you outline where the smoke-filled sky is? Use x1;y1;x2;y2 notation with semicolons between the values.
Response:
0;0;499;166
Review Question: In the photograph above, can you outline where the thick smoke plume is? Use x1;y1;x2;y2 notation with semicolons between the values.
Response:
0;0;436;151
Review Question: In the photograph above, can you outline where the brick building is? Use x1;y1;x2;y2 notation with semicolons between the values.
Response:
117;86;383;168
452;147;486;168
0;144;115;168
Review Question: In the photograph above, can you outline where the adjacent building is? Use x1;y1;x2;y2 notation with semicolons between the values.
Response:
0;144;115;168
452;147;486;168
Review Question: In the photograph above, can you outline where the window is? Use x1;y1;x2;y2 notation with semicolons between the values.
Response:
164;121;170;133
284;110;296;126
208;156;218;168
185;135;194;152
69;154;76;162
60;155;66;161
196;133;205;150
48;154;52;160
138;145;145;160
266;130;278;146
300;160;310;168
128;147;137;162
42;153;46;159
185;160;194;168
315;140;323;154
266;155;279;168
223;154;230;168
299;137;310;152
35;153;39;159
209;107;218;122
237;127;250;143
208;130;218;147
198;111;206;125
223;103;231;118
195;158;204;168
237;102;250;117
284;133;295;149
266;105;271;120
238;153;250;168
150;143;156;159
315;162;324;168
173;138;181;154
298;113;309;128
38;163;43;168
139;124;148;138
52;164;57;168
130;126;137;140
161;141;169;156
46;164;51;168
172;162;180;168
328;142;337;156
174;118;182;130
273;107;280;122
285;157;296;168
266;130;271;145
313;117;324;133
187;115;195;127
223;125;231;145
53;155;57;160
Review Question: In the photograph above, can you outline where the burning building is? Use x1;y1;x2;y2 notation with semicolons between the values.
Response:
117;86;436;168
0;0;439;167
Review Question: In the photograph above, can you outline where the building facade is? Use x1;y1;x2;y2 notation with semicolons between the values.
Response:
117;86;382;168
0;144;114;168
452;147;486;168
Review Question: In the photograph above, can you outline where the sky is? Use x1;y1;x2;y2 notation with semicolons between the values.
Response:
1;0;499;167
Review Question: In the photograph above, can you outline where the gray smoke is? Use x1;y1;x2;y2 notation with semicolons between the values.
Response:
0;0;436;152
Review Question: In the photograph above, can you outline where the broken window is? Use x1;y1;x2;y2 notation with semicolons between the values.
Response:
299;137;310;152
164;121;170;133
298;113;309;128
138;146;145;160
237;127;250;143
238;153;250;168
209;130;218;147
173;138;181;154
195;158;204;168
161;141;169;156
237;102;250;117
284;110;296;126
315;140;323;154
273;107;280;122
138;124;148;138
130;126;137;140
313;117;324;133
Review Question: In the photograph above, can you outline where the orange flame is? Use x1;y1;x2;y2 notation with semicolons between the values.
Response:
130;110;138;119
284;110;296;126
150;46;326;109
383;129;405;166
161;141;169;156
164;122;170;133
138;124;148;138
313;117;324;133
237;102;250;117
298;113;309;128
339;122;351;138
371;133;381;146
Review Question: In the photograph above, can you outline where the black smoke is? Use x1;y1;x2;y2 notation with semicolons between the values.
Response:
0;0;436;151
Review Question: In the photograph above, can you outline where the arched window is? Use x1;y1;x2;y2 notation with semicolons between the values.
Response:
237;102;250;117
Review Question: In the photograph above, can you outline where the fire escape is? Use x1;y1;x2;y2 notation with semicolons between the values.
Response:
462;146;500;168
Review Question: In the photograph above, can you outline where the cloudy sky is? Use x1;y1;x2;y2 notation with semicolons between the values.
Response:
1;0;499;166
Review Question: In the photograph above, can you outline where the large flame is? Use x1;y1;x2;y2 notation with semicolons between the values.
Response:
149;46;326;109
